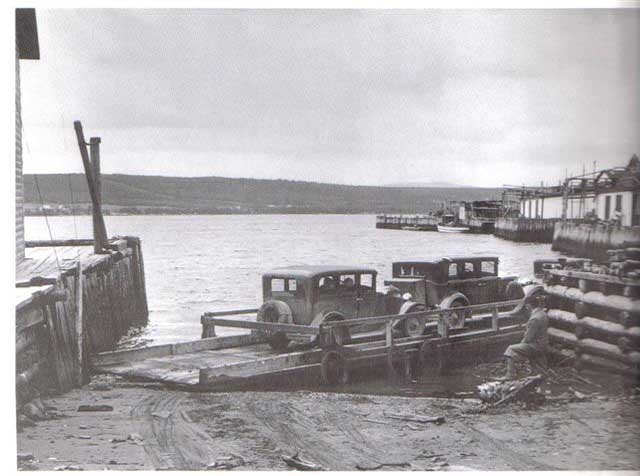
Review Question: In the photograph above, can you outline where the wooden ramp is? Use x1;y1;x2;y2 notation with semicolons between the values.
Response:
93;324;525;392
93;333;325;389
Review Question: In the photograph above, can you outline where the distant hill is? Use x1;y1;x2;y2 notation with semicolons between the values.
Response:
384;181;476;188
23;174;501;214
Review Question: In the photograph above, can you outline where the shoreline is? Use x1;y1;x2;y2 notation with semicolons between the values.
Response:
17;371;640;471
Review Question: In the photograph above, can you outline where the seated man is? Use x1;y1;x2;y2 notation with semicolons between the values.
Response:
502;294;549;380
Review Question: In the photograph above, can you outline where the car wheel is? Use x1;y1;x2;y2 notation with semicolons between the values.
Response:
445;299;469;329
320;350;349;386
401;308;426;338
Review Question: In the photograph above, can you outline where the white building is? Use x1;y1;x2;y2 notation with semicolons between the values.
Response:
516;155;640;226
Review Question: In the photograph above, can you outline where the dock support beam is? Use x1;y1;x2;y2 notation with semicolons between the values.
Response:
73;121;108;254
89;137;105;254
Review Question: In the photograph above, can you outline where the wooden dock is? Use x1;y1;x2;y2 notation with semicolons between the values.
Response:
494;217;558;243
16;237;148;403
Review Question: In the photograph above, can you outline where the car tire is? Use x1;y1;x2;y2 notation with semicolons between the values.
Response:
320;350;349;386
443;298;470;329
257;300;292;351
400;304;426;338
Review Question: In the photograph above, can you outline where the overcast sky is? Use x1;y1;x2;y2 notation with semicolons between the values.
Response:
19;8;640;187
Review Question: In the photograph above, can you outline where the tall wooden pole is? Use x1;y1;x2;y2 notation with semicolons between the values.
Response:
90;137;106;253
73;121;108;253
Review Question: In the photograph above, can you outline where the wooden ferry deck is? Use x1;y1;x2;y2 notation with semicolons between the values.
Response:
93;303;529;391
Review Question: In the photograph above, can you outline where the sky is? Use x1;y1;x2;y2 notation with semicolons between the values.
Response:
19;8;640;187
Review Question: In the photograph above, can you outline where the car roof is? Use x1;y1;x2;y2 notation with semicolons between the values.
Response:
264;265;378;279
393;256;499;266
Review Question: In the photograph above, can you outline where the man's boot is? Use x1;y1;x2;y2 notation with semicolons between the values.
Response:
500;357;518;381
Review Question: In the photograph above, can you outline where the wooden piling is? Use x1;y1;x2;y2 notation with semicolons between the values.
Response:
15;237;148;403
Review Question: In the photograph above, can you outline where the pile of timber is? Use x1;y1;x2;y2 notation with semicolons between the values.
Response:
543;246;640;378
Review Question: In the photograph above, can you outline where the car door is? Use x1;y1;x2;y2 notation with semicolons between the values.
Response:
356;272;378;318
313;275;339;319
336;273;358;318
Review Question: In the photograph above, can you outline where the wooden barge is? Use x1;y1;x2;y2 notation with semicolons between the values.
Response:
92;299;530;390
16;238;148;404
376;214;440;231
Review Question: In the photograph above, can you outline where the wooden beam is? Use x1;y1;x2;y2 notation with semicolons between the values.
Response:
201;317;319;335
202;308;259;318
89;137;108;253
322;299;523;329
26;239;95;248
93;333;264;367
76;261;84;385
73;122;108;253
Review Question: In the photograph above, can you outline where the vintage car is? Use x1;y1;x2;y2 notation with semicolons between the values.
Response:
257;266;425;350
384;256;526;329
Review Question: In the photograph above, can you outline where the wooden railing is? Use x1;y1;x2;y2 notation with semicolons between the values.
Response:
201;298;528;345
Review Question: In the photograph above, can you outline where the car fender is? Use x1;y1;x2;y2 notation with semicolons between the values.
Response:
523;284;545;302
439;292;469;309
311;310;346;327
399;301;424;315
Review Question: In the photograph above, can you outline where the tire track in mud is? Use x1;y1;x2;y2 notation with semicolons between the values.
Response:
131;392;218;470
243;394;403;471
460;422;560;470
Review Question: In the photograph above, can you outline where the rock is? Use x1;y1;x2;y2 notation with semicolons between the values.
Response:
76;435;92;440
110;438;127;444
151;411;171;419
127;433;144;442
54;464;82;471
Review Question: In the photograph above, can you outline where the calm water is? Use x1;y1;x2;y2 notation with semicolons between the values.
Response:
25;214;563;346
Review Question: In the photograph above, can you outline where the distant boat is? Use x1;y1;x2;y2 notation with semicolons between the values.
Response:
437;224;470;233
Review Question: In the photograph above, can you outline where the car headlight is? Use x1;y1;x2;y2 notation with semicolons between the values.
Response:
402;293;413;301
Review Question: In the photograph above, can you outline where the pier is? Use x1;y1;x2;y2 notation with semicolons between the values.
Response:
16;238;148;403
494;217;559;243
552;221;640;261
375;214;439;230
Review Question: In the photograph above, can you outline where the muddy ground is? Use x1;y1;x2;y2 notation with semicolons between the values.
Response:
16;365;640;471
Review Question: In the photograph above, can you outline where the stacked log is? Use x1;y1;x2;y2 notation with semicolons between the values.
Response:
543;245;640;378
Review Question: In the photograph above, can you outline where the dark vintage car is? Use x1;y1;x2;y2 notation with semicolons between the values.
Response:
384;257;525;329
257;266;424;350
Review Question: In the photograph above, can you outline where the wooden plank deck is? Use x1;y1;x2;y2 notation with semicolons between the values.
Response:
95;343;283;386
17;245;107;285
